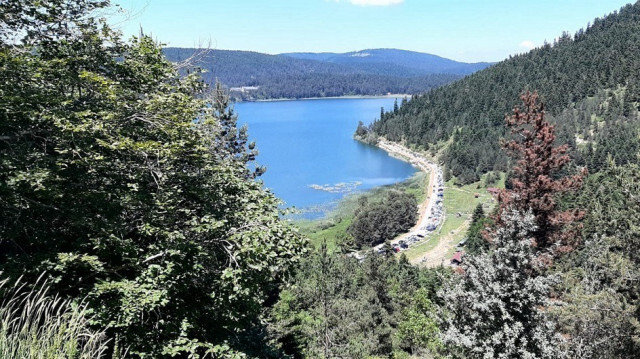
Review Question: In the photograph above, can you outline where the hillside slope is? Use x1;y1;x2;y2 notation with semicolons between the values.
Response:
163;48;356;83
373;2;640;183
162;48;485;100
283;48;492;76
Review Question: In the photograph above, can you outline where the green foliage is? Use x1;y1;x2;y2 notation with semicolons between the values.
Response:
440;210;563;359
553;161;640;357
464;217;491;255
463;203;492;255
584;114;640;172
373;2;640;183
0;1;306;357
5;2;640;358
481;171;499;187
354;121;379;145
355;121;369;138
270;245;447;358
162;48;473;100
0;277;109;358
296;172;427;251
348;190;417;247
471;203;484;223
395;289;442;356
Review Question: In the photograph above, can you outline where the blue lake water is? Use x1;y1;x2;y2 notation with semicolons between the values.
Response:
234;98;418;218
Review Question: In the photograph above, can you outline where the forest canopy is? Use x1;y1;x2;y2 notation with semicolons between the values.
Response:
2;1;640;358
0;0;306;357
162;48;467;101
373;2;640;184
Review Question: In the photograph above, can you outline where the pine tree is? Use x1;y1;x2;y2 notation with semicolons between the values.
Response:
471;203;485;223
355;120;368;138
498;92;585;257
464;203;491;255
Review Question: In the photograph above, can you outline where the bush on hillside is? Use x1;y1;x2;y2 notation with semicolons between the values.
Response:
348;191;417;248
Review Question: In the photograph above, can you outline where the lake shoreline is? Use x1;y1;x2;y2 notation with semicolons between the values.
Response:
291;137;426;222
293;171;429;250
235;97;416;218
236;94;411;103
294;137;436;250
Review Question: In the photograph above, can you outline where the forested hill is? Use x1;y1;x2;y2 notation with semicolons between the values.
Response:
282;48;492;76
162;48;489;100
373;2;640;184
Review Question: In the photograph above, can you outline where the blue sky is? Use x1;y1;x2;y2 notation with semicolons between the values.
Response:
111;0;633;62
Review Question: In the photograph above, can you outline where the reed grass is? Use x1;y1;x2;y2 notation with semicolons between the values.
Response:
0;275;110;358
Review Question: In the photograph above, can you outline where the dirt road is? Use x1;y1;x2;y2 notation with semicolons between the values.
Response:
376;139;442;246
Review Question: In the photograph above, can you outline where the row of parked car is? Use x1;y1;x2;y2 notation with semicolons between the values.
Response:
421;169;445;233
392;168;446;253
359;167;446;259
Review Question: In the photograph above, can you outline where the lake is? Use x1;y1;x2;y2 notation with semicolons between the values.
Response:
234;97;418;218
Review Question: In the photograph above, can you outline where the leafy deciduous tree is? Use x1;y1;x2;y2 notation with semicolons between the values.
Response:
440;210;564;359
348;190;417;248
0;1;306;357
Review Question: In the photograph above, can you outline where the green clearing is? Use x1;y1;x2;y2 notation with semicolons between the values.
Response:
294;171;428;251
403;172;504;262
295;169;504;260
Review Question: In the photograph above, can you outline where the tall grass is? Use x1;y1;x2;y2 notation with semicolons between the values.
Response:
0;276;110;358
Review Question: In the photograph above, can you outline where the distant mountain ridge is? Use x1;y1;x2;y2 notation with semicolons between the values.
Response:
282;48;493;76
162;48;492;100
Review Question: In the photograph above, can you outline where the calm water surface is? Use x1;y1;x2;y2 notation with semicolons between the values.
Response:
234;98;417;218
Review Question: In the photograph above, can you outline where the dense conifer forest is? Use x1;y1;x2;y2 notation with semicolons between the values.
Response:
373;2;640;183
282;49;492;76
1;1;640;358
347;191;418;248
162;48;483;100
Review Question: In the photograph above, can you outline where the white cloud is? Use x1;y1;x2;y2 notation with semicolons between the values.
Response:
519;40;535;50
331;0;405;6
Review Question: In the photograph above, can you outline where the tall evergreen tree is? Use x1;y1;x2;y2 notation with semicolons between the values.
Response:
497;92;585;258
552;161;640;358
471;203;485;223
